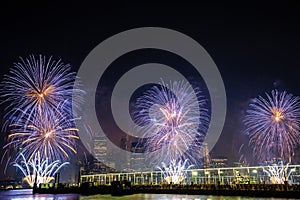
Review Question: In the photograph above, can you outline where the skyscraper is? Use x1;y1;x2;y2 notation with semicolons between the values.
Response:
93;135;107;162
130;142;145;171
203;143;211;168
93;135;107;172
119;136;130;171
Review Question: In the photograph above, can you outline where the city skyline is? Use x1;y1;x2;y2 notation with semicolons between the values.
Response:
1;2;300;183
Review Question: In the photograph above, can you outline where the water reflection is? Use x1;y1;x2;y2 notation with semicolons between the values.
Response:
79;193;291;200
0;190;293;200
0;189;79;200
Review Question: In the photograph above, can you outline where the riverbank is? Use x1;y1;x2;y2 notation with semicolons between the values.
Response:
33;182;300;198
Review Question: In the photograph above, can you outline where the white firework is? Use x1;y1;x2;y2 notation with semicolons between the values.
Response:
263;161;295;184
13;152;69;187
157;159;193;184
134;80;209;167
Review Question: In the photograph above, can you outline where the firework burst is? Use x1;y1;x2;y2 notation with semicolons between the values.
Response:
1;54;83;126
14;152;69;187
1;54;84;166
244;90;300;163
5;102;79;162
263;161;295;184
157;159;193;184
134;80;209;167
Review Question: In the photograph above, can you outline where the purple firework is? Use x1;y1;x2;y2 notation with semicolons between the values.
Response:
1;55;83;125
244;90;300;163
134;80;209;167
1;55;83;164
5;102;79;162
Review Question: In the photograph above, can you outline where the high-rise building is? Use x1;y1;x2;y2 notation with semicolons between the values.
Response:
93;135;107;162
120;137;128;150
105;150;117;172
203;143;211;168
130;142;145;171
211;156;228;168
92;135;108;172
119;136;130;171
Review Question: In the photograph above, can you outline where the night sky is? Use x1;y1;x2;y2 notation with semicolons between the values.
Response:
1;1;300;180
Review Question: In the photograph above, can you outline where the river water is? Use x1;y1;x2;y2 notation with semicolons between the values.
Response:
0;189;295;200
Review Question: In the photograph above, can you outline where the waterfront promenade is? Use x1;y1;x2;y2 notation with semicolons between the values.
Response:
34;181;300;198
80;165;300;185
32;164;300;198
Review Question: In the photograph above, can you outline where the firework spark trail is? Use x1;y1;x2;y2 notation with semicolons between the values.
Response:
134;80;209;167
1;55;83;126
157;159;193;184
5;102;79;162
13;152;69;187
244;90;300;163
238;144;245;163
1;54;84;165
263;161;296;184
